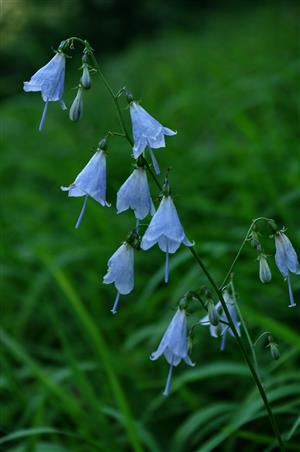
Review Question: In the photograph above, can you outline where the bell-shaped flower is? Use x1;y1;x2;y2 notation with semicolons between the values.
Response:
23;52;67;131
151;307;194;396
140;195;193;283
199;292;241;351
61;150;109;229
130;101;176;174
117;167;155;224
275;231;300;307
103;242;134;314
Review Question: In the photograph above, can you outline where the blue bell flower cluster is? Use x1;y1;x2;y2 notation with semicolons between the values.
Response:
24;38;299;400
23;43;192;314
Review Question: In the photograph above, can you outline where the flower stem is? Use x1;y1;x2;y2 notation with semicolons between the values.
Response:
189;247;285;451
221;217;274;289
88;49;285;452
229;278;259;375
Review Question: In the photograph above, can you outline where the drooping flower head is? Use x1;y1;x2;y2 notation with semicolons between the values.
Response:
151;306;194;396
103;241;134;314
61;148;110;228
141;195;193;283
200;291;241;351
129;101;176;174
23;50;67;131
274;230;300;307
117;166;155;224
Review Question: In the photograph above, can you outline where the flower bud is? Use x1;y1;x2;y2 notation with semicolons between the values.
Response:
267;336;280;360
258;254;272;284
80;65;91;89
69;87;83;122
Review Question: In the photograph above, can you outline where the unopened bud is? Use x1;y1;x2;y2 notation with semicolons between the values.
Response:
80;65;91;90
69;87;83;122
258;254;272;283
267;336;280;360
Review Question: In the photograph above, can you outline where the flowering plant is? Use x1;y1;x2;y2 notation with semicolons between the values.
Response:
23;36;300;451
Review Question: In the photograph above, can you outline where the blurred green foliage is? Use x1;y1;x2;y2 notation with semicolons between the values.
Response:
1;1;300;451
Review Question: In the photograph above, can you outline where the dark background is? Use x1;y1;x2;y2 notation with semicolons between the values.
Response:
1;0;300;451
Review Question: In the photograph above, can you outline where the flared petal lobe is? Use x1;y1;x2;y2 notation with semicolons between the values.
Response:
151;308;194;367
141;196;193;252
275;232;300;277
130;102;176;159
103;243;134;295
24;52;66;102
61;150;109;206
117;168;155;219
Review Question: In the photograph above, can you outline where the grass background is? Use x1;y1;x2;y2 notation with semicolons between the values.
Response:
1;2;300;451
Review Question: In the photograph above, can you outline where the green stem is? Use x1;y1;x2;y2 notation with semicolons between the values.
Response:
189;248;285;451
254;331;272;347
229;279;259;374
83;43;285;452
221;217;273;289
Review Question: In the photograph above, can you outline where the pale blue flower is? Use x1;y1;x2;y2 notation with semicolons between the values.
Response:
130;101;176;174
103;242;134;314
199;292;241;351
140;195;193;283
23;52;66;131
61;150;109;228
151;307;194;396
275;231;300;307
117;168;155;222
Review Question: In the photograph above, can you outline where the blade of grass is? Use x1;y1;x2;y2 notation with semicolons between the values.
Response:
39;252;143;452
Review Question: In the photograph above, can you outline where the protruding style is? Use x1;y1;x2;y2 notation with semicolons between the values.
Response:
23;51;67;131
151;307;194;396
61;150;109;228
274;231;300;307
141;195;193;282
103;242;134;314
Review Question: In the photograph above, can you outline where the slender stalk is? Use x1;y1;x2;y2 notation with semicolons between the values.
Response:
189;248;285;451
85;45;285;451
229;279;259;374
254;331;272;347
221;217;274;288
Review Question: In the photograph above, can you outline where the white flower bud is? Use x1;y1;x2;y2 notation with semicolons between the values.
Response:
69;87;83;122
258;254;272;284
80;65;91;89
